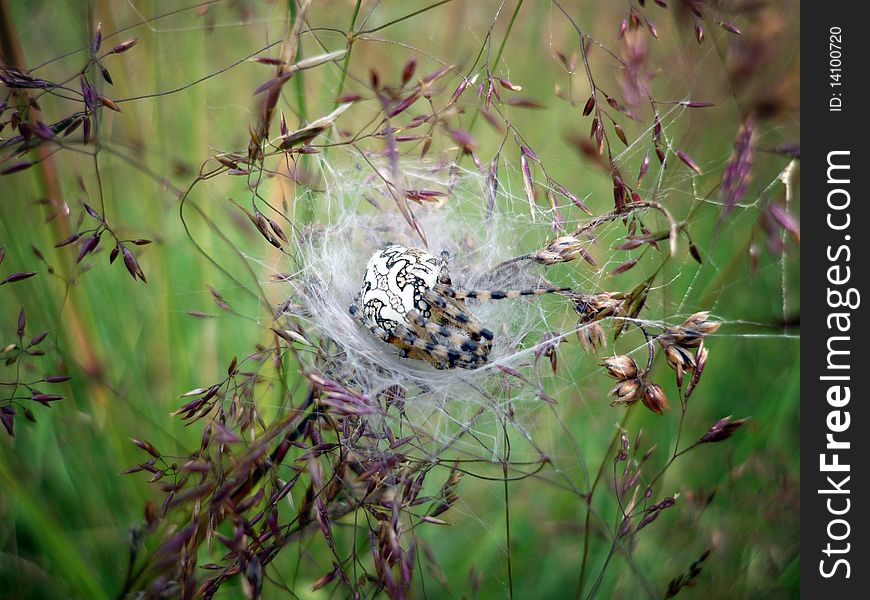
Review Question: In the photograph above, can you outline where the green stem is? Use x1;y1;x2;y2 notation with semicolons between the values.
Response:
462;0;524;147
502;419;514;599
288;0;313;223
574;408;633;599
493;0;523;72
333;0;362;105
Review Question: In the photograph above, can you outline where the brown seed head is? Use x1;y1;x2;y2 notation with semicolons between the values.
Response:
663;344;696;387
578;321;606;352
609;379;642;405
686;343;709;398
681;312;720;343
698;415;749;444
642;383;670;415
603;355;639;380
664;343;695;370
530;249;561;265
574;292;627;323
546;236;585;260
659;311;719;389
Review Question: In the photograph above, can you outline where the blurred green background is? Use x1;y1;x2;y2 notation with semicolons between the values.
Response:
0;1;799;598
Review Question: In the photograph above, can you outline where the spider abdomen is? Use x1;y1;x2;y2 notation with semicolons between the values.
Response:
359;244;440;333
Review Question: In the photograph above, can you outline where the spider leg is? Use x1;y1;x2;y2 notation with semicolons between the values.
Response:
390;322;482;369
406;309;489;359
422;289;495;342
350;302;480;369
434;282;573;301
438;250;452;286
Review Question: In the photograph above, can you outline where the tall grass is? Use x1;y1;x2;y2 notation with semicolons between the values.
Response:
1;1;799;598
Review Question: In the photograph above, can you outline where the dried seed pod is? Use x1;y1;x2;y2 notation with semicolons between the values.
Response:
642;383;669;415
610;378;642;405
603;355;639;380
698;416;749;444
578;322;606;352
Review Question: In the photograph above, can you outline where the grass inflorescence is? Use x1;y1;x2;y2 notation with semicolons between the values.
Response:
1;1;799;598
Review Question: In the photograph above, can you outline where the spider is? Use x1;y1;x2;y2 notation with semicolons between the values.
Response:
349;244;570;370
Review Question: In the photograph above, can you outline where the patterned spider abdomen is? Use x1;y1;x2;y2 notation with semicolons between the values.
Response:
358;244;441;334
